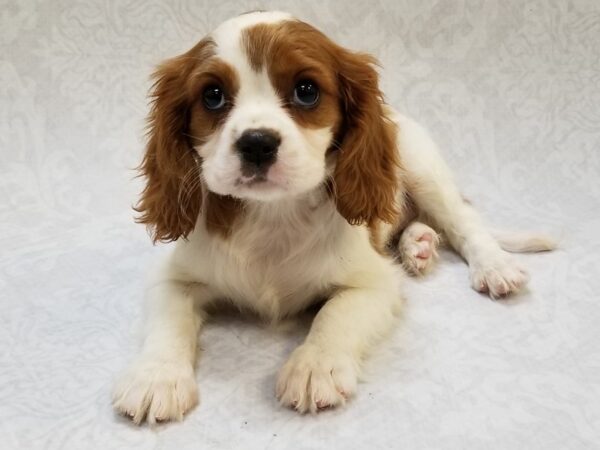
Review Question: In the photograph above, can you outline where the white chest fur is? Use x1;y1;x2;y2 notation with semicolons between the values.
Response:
169;191;377;319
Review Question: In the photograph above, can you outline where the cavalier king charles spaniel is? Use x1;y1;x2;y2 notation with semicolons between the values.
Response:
112;11;555;423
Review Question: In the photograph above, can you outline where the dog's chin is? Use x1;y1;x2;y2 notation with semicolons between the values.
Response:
207;175;321;202
233;178;292;201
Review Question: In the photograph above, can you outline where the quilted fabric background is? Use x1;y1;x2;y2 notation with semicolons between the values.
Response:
1;1;599;448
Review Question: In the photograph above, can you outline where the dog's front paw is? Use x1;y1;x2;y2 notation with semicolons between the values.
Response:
112;358;198;424
470;252;530;299
276;344;358;414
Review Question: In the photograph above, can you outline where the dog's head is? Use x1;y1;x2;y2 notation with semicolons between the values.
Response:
136;11;401;242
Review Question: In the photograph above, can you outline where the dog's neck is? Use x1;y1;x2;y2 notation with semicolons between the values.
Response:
241;185;332;226
212;184;344;260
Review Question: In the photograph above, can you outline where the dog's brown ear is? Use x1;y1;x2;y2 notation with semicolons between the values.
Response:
134;46;208;243
332;50;402;226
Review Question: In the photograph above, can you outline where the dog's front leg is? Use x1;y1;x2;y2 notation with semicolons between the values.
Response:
112;275;208;424
276;271;401;413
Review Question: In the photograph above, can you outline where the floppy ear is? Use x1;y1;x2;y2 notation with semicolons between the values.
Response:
332;50;402;226
134;53;203;243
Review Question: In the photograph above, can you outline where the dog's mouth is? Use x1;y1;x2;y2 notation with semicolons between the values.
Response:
235;176;285;194
232;169;292;200
235;173;268;187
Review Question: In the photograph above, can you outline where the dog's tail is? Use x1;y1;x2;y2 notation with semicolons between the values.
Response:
492;230;558;253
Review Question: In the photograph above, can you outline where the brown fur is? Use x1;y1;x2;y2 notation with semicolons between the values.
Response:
134;39;243;242
243;21;404;228
333;52;403;228
242;23;342;131
204;192;244;236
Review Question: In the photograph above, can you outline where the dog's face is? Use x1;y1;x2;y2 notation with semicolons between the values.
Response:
192;13;341;202
136;11;401;241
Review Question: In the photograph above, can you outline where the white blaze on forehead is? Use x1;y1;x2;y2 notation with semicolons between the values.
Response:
211;11;292;63
210;11;294;129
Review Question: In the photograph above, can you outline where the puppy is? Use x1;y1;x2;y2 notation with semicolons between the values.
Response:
112;11;554;424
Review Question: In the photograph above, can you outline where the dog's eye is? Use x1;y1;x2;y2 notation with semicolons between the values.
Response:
292;80;319;108
203;85;226;110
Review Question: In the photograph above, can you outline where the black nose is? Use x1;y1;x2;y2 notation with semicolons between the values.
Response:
235;128;281;166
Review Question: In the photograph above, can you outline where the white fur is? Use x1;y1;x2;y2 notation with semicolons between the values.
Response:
113;12;552;423
387;110;546;298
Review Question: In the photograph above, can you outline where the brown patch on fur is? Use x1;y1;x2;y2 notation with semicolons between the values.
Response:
242;20;405;227
242;22;342;131
334;112;401;227
332;46;403;227
134;38;243;242
243;24;272;71
188;58;241;143
204;192;244;237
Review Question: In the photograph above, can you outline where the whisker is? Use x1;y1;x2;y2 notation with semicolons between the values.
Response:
326;174;338;198
177;164;202;214
329;139;342;151
182;132;205;144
